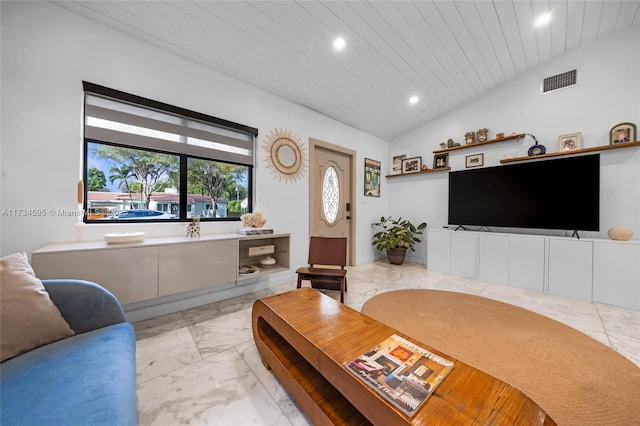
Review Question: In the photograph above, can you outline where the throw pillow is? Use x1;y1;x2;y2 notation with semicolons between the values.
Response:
0;252;75;362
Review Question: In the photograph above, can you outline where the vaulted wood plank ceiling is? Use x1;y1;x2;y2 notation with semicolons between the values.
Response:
52;1;640;140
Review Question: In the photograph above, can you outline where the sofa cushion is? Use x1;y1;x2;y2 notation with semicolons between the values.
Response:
0;252;75;362
0;322;137;426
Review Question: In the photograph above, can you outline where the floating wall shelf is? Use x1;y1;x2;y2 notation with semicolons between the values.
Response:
500;141;640;163
386;167;450;178
433;133;526;154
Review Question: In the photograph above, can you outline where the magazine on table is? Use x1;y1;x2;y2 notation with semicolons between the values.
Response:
345;334;454;417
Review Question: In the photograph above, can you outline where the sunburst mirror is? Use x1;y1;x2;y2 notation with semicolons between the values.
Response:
263;128;307;183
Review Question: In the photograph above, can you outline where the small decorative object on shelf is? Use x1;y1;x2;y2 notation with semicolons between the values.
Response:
240;211;267;228
447;138;460;148
608;227;633;241
477;128;489;142
464;131;475;144
421;165;429;171
259;256;277;268
526;133;546;156
496;132;504;139
104;232;146;244
609;122;636;145
186;215;201;239
239;265;259;275
439;142;446;149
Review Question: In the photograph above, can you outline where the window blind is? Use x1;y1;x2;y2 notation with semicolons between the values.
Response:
83;82;257;166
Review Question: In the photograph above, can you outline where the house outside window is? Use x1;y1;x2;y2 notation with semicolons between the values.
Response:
83;82;257;223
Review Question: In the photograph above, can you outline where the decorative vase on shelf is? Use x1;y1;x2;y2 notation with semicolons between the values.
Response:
526;133;546;156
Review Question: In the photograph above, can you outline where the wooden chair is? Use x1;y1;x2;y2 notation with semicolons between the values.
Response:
296;236;348;303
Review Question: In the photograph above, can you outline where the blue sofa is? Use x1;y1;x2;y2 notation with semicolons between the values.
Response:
1;279;137;425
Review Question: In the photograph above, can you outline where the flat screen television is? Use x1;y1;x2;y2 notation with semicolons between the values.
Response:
448;154;600;232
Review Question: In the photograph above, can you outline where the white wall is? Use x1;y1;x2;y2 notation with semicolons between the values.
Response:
0;1;388;267
390;25;640;251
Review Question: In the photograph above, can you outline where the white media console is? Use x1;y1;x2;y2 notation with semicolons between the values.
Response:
426;229;639;311
31;232;291;321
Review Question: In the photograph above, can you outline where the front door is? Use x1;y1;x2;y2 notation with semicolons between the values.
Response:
309;138;355;265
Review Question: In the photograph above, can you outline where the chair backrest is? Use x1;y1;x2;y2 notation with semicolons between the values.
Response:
308;236;347;268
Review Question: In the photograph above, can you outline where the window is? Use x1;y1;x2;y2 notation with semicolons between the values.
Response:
83;82;257;222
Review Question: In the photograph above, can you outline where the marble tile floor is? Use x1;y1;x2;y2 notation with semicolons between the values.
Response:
134;261;640;425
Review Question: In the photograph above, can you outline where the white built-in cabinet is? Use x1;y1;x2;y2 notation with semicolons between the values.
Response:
427;229;639;310
547;239;593;302
478;234;509;285
450;232;477;279
158;240;237;297
592;241;640;310
30;246;159;304
507;236;545;292
32;233;290;306
425;229;451;273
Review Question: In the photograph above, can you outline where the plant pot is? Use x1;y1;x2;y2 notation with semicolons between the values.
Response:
387;247;407;265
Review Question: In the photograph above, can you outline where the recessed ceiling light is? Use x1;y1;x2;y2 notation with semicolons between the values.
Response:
409;95;419;105
333;37;346;51
535;12;552;28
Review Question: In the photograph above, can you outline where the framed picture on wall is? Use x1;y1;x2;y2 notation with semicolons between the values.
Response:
433;153;448;169
364;158;381;197
390;152;408;175
465;153;484;168
610;122;636;144
402;157;422;174
558;132;582;152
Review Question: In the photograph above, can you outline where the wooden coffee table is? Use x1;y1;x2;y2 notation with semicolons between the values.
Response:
252;288;555;425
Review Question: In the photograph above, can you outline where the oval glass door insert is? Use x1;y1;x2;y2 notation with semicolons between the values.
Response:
322;166;339;223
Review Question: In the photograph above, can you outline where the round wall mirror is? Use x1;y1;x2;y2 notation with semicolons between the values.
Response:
263;128;307;183
276;144;297;168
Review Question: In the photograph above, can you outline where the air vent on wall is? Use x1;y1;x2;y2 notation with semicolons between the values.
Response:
542;69;577;94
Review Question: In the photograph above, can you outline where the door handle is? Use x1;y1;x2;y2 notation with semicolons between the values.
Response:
346;216;351;220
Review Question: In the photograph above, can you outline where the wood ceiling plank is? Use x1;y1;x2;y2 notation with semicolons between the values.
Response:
48;0;639;141
300;1;425;109
549;1;569;57
614;1;640;29
531;0;553;64
581;0;604;43
432;1;490;95
474;0;518;81
367;1;454;110
410;1;477;103
450;1;504;90
512;0;540;68
493;0;529;74
597;1;623;37
565;0;586;50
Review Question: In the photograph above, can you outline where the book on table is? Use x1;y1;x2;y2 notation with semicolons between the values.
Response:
345;334;454;417
236;227;274;235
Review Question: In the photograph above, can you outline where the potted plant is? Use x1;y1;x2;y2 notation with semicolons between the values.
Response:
372;216;427;265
